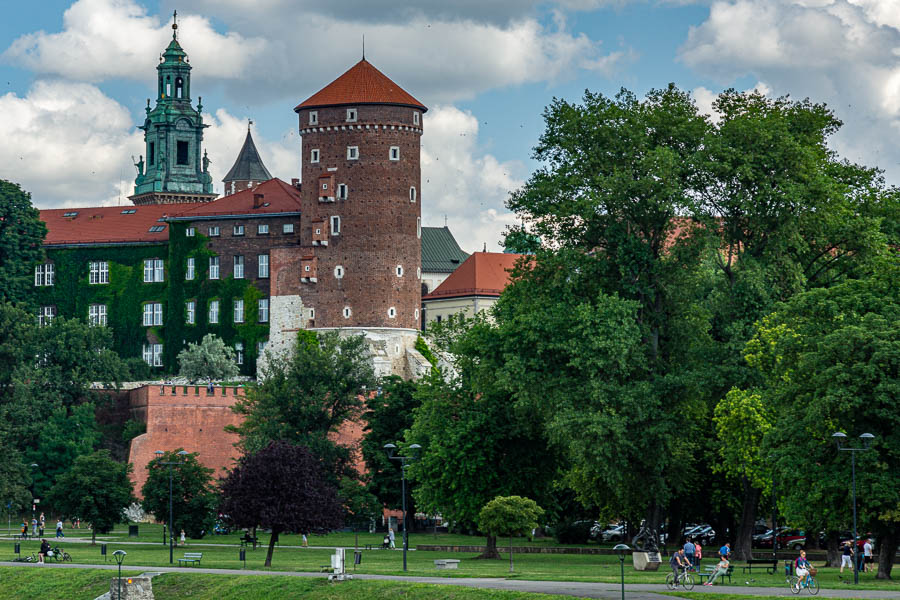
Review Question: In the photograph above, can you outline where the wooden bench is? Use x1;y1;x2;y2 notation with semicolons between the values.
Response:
742;558;777;574
178;552;203;566
697;565;734;584
434;559;461;570
239;534;259;549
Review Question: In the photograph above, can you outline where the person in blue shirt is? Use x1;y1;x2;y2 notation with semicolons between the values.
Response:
683;539;696;570
719;542;731;560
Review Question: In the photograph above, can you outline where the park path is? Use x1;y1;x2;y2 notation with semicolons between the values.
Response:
1;561;896;599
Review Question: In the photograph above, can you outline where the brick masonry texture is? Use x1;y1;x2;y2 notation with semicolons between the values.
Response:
277;104;422;330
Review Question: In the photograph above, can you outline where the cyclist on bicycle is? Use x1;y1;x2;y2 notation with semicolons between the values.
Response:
670;548;688;582
795;550;812;587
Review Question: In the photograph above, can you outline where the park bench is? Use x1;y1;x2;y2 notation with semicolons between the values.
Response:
434;559;461;570
742;558;777;574
697;565;734;584
178;552;203;566
239;533;259;549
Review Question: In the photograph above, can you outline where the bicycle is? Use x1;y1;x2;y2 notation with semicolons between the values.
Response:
11;553;36;563
789;570;819;595
666;566;695;590
49;546;71;562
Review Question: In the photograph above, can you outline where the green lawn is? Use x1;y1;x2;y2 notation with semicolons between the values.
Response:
663;595;861;600
0;567;143;600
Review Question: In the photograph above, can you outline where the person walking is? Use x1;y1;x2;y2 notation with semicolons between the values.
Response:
863;539;874;573
55;519;64;538
703;556;729;585
31;518;38;537
301;533;308;547
388;527;396;549
683;538;696;571
840;542;853;574
695;541;703;569
180;529;186;546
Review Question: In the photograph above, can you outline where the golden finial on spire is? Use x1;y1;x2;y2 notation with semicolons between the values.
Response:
172;10;178;40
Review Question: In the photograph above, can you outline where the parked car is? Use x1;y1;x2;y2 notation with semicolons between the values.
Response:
600;524;626;542
755;527;806;549
684;524;716;545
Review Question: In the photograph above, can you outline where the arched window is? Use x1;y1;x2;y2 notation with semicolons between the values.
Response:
175;77;184;99
165;77;172;98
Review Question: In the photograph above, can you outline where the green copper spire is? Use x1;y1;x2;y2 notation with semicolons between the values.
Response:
130;11;216;205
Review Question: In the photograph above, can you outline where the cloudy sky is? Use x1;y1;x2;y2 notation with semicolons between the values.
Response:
2;0;900;252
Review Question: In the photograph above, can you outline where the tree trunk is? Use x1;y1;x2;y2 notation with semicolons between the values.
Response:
252;525;258;549
824;531;841;568
876;531;896;580
476;534;501;559
733;477;760;561
265;528;280;567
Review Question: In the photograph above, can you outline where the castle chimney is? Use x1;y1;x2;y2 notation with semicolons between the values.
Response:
253;193;264;209
291;178;300;188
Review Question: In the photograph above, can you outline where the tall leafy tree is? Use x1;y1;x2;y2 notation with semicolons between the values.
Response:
26;403;101;500
0;180;46;306
477;496;544;572
220;441;344;567
177;333;239;382
141;450;218;539
47;450;134;545
231;330;375;479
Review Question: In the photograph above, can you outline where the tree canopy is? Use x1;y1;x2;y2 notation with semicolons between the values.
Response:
177;333;239;382
0;180;46;307
141;450;218;539
477;495;544;571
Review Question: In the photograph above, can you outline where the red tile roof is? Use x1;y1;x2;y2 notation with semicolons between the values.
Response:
424;252;525;300
170;178;302;219
41;203;199;246
295;59;427;112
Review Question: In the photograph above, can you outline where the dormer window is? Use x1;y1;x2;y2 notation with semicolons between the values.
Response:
309;111;318;125
346;108;357;122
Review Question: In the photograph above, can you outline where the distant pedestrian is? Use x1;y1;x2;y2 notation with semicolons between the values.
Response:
840;542;853;573
39;512;45;530
388;527;396;549
56;519;64;538
695;541;703;569
31;518;37;537
180;529;186;546
863;540;874;573
719;542;731;560
683;538;696;570
302;533;308;547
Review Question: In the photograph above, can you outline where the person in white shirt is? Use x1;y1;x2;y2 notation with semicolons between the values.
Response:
863;540;874;573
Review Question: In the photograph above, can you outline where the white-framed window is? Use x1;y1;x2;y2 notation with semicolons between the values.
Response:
258;224;269;235
413;111;420;125
235;342;244;365
186;300;196;325
186;227;195;237
142;343;163;367
209;256;220;280
330;215;341;235
415;308;420;320
38;305;56;327
417;217;421;239
89;261;109;285
143;302;163;327
234;299;244;323
342;306;352;319
209;300;220;324
144;259;164;282
334;265;344;279
257;340;268;355
304;265;311;273
258;254;269;278
35;263;55;287
283;223;295;234
234;255;244;279
309;111;318;125
389;146;400;161
209;226;220;237
186;257;195;281
410;187;417;203
258;298;269;323
233;225;245;236
388;306;396;319
396;265;404;277
417;267;421;279
347;146;359;160
346;108;357;122
311;148;320;163
88;304;107;326
337;183;348;200
308;307;315;319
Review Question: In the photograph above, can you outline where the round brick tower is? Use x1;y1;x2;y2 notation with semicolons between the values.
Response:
294;59;426;330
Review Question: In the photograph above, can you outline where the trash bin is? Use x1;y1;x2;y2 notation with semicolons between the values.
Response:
128;525;139;537
239;548;246;566
101;543;107;556
354;550;362;566
14;542;20;555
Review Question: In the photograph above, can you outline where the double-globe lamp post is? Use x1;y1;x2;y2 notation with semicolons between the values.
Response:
154;450;190;565
832;432;875;585
384;443;421;572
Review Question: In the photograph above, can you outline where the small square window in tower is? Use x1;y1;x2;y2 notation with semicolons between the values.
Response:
318;174;335;202
176;140;189;165
389;146;400;161
309;111;318;126
300;255;318;283
311;220;328;246
346;108;357;122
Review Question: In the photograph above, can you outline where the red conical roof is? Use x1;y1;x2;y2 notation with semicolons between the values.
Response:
295;59;427;112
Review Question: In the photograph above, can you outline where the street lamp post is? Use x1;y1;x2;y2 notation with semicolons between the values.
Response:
154;450;190;565
113;550;126;600
613;544;630;600
28;464;38;537
832;432;875;585
384;443;421;572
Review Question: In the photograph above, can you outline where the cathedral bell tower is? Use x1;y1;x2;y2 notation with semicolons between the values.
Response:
129;12;216;205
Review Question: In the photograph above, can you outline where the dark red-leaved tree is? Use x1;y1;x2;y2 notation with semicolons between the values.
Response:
220;441;344;567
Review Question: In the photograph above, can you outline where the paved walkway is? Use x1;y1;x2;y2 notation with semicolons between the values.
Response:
2;562;896;599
